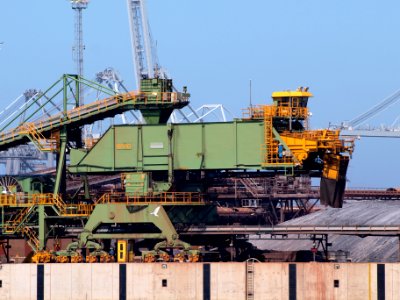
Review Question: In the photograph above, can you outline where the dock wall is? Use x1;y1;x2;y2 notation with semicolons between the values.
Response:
0;262;397;299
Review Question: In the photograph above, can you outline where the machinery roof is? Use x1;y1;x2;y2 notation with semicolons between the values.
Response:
272;90;313;98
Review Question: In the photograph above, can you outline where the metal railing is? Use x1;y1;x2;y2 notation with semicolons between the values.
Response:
243;105;309;120
0;90;189;149
0;193;64;207
96;192;203;205
0;191;203;222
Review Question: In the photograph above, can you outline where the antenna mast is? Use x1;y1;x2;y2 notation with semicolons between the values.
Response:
71;0;89;105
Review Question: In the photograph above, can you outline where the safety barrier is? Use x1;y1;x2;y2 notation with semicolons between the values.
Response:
96;192;203;205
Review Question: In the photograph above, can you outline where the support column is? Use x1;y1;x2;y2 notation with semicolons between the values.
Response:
83;175;90;200
53;75;71;197
398;235;400;262
280;201;285;223
38;205;47;251
1;239;10;263
53;128;67;197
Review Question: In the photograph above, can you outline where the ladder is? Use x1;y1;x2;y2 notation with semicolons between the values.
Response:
246;259;255;300
263;106;276;164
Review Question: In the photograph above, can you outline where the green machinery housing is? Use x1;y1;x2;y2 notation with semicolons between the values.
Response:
0;75;353;262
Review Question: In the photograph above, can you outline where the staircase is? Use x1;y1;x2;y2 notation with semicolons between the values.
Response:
263;107;275;164
2;193;93;253
22;226;40;252
262;106;294;166
238;178;269;198
4;205;40;251
21;123;57;152
4;206;33;234
49;194;66;215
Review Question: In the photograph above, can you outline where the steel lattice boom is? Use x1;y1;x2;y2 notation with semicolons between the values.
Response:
71;0;89;105
127;0;167;88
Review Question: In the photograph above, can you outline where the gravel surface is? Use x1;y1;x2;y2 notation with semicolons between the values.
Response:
251;201;400;262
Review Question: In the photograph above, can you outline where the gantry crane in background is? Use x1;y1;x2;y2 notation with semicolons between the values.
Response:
127;0;167;89
0;89;59;174
0;2;90;176
340;88;400;138
1;0;230;176
126;0;224;124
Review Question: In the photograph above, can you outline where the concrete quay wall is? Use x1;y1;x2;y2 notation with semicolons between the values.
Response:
0;262;397;300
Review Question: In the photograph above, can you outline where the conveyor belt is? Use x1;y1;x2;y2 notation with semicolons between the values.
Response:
0;90;188;151
183;225;400;236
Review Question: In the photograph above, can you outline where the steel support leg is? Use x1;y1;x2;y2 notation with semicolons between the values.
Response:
38;205;47;251
53;128;67;196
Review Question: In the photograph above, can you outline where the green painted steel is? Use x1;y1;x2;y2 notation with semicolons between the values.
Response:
38;205;46;251
76;204;179;247
139;78;189;124
69;121;264;173
0;76;189;151
0;75;115;151
0;75;352;259
124;172;150;194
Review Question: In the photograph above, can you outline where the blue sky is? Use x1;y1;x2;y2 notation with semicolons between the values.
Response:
1;0;400;188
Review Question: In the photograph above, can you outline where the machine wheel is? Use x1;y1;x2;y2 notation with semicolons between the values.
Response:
71;255;83;263
188;253;200;262
173;252;186;263
0;176;22;194
32;251;52;263
86;255;98;263
56;255;69;263
143;253;156;263
99;254;114;263
159;252;170;262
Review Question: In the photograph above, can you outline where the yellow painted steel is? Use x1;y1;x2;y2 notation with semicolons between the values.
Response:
271;90;313;98
322;154;349;181
279;130;350;165
115;143;132;150
243;105;309;120
32;251;52;263
95;191;204;205
22;227;40;249
19;122;57;152
0;191;203;209
0;190;204;249
248;88;354;167
117;240;128;263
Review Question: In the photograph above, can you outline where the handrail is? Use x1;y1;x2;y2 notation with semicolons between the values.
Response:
0;90;189;149
243;105;309;120
0;191;203;214
95;191;203;205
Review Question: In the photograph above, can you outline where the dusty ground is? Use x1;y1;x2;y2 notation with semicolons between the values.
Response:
251;201;400;262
